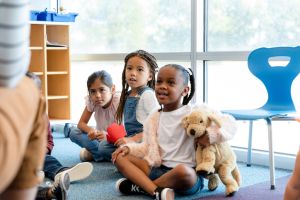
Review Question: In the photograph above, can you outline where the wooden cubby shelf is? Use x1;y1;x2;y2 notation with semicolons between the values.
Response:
29;22;71;119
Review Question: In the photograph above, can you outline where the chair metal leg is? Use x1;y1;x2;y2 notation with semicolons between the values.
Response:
266;118;275;190
247;120;253;167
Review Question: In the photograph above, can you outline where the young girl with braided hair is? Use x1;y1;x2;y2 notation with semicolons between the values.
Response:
114;49;159;146
112;64;200;200
112;63;238;200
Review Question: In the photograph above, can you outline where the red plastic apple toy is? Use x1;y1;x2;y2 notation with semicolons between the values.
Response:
106;123;126;144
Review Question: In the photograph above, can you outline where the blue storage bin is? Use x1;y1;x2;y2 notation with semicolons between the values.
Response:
37;11;78;22
37;11;56;21
52;12;78;22
30;10;40;21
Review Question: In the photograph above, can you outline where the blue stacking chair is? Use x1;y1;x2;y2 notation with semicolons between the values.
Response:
223;46;300;189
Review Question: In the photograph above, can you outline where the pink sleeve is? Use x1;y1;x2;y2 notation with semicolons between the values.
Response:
124;111;162;167
112;92;121;111
125;142;148;158
85;96;94;112
208;113;237;144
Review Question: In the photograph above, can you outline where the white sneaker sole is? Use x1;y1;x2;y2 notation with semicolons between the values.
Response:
55;162;93;183
60;172;70;199
80;148;93;162
161;188;174;200
115;178;127;194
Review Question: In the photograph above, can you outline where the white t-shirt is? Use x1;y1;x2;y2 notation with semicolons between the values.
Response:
157;105;196;168
0;1;30;88
136;90;159;124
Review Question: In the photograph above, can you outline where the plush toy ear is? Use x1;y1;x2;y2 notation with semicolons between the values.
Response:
182;116;189;129
208;114;222;128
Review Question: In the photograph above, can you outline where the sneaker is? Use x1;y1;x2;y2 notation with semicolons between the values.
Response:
54;162;93;183
79;148;94;162
154;187;174;200
63;123;71;138
37;170;45;182
51;172;70;200
63;123;77;138
115;178;147;195
36;187;50;200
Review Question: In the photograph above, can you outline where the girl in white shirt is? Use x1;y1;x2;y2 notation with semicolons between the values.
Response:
112;64;237;200
112;64;199;200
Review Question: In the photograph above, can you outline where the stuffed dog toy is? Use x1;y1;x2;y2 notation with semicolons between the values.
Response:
182;105;241;196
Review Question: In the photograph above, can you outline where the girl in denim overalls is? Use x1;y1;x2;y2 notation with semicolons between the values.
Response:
115;49;159;146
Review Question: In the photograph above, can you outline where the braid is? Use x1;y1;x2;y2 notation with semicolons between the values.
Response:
115;50;158;123
115;68;128;124
182;68;195;105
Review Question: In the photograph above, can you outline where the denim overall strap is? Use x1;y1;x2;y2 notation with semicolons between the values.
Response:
124;86;152;136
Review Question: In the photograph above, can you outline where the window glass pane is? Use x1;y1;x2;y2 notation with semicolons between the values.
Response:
208;0;300;51
30;0;50;11
61;0;190;53
206;61;300;154
195;61;204;103
196;1;204;52
207;61;267;109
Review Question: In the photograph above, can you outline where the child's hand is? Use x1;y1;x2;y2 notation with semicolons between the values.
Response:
114;137;133;146
111;146;129;163
87;129;97;140
195;134;210;147
88;129;105;140
95;130;106;141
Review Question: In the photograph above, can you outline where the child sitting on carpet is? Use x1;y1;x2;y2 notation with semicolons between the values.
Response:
112;64;238;200
69;70;121;162
70;50;159;162
114;49;159;146
112;64;201;200
26;72;93;200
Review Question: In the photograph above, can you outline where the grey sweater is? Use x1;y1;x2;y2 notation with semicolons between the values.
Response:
0;0;30;88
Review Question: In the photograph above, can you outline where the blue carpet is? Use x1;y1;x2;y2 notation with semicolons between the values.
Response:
194;175;290;200
50;132;292;200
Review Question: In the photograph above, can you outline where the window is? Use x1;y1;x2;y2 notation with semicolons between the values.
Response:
53;0;300;159
62;0;190;53
30;0;50;10
206;61;300;154
207;0;300;51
